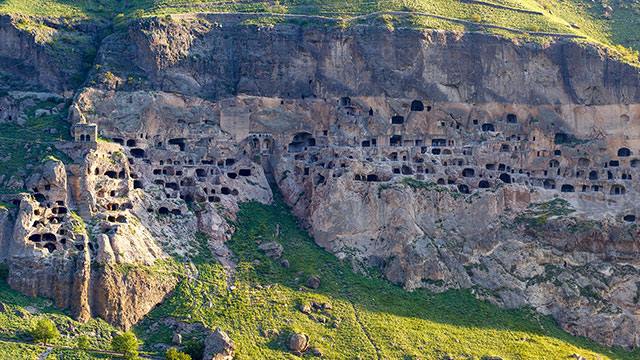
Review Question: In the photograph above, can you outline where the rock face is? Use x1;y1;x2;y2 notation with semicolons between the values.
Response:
288;333;310;355
0;13;639;349
203;327;235;360
101;14;639;105
0;14;104;93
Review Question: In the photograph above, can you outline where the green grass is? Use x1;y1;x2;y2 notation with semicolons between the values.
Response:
0;1;638;64
136;194;640;359
0;0;118;19
514;198;576;228
0;340;42;360
0;98;72;190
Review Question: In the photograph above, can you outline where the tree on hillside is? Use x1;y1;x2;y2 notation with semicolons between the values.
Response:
77;335;91;349
30;318;60;345
112;331;140;360
166;347;192;360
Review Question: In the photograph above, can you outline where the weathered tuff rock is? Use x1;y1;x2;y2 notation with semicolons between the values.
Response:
0;14;105;93
1;13;640;349
305;275;321;290
97;14;640;105
258;241;284;259
203;327;235;360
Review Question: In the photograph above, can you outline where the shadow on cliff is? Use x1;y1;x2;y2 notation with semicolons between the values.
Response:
208;191;639;359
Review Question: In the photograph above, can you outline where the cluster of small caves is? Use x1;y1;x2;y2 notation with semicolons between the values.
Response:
24;186;82;254
97;131;262;212
281;97;640;223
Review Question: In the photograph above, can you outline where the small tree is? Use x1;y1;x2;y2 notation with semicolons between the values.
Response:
30;318;60;345
166;347;192;360
112;331;140;360
77;335;91;350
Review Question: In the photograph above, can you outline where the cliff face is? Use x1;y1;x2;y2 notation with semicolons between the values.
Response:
0;15;104;93
1;14;639;348
98;15;640;105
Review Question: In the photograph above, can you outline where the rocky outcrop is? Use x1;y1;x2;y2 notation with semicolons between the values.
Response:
0;14;105;93
203;328;235;360
1;13;640;349
94;14;640;105
292;174;640;348
90;264;178;328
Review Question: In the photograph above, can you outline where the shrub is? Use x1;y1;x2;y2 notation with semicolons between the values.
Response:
77;335;91;349
182;339;205;360
30;318;60;345
112;331;140;359
166;347;192;360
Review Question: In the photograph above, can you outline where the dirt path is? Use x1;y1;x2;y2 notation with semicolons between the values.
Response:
350;302;382;360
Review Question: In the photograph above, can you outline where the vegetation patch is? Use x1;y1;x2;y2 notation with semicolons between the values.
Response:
0;99;72;191
515;198;575;228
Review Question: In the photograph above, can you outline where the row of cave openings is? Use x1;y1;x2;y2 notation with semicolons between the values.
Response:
111;136;223;158
358;147;633;191
106;134;257;215
27;192;75;254
339;97;432;122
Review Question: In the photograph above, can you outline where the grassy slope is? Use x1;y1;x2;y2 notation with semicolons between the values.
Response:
136;195;639;359
0;98;72;192
0;0;638;63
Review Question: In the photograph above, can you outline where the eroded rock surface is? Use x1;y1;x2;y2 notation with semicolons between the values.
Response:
0;14;639;348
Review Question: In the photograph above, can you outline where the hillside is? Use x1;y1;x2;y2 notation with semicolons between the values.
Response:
0;0;639;359
0;196;638;359
0;0;639;63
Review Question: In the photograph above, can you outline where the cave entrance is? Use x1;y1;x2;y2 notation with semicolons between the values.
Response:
288;132;316;153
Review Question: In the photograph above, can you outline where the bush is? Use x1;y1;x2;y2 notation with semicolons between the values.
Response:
77;335;91;349
182;339;204;360
112;331;140;360
166;347;192;360
30;318;60;345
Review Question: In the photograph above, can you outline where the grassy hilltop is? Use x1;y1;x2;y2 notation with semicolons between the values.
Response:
0;0;639;63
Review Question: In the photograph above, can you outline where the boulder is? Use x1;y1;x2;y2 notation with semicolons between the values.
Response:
258;241;283;259
288;333;309;355
306;275;321;289
299;303;312;314
172;332;182;345
203;327;235;360
311;347;323;357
